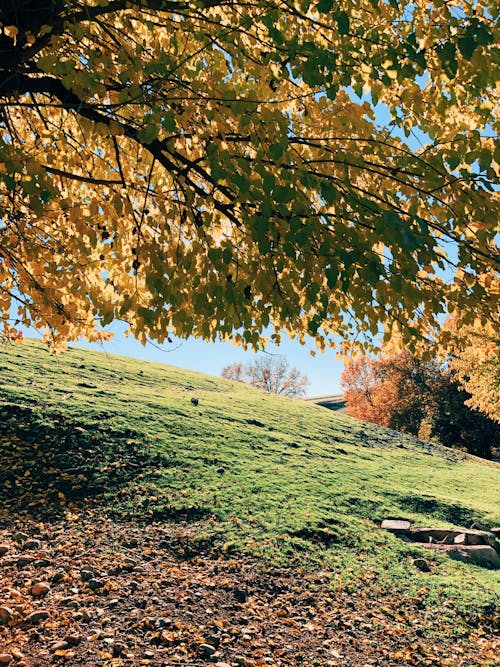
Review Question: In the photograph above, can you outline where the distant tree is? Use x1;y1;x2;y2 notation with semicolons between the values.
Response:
220;362;245;383
341;350;500;459
221;356;308;397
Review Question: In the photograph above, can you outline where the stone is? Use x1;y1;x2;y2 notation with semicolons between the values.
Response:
410;527;492;546
490;527;500;537
23;539;41;550
88;578;104;590
233;588;248;603
191;397;199;406
0;655;12;665
421;544;500;568
380;519;411;533
24;610;50;625
31;582;50;597
59;597;80;609
80;569;94;581
65;633;82;647
50;641;69;653
16;556;35;567
200;643;216;657
0;544;9;556
123;557;137;570
12;532;28;543
409;528;463;544
52;570;65;584
0;607;14;625
112;642;127;657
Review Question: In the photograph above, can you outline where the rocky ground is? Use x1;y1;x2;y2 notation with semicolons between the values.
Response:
0;510;498;667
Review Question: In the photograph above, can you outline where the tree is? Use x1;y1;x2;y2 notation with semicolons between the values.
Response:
221;356;309;397
443;319;500;423
341;351;439;434
341;350;500;459
0;0;498;351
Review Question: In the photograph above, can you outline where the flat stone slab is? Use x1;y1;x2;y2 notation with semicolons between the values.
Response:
419;544;500;568
380;519;411;533
409;527;493;546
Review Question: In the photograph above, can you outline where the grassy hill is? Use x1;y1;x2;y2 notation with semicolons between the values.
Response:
0;339;498;666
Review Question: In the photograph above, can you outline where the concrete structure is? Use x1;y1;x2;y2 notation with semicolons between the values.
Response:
303;394;346;412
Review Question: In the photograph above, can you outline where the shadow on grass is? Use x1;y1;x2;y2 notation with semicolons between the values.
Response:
394;494;486;527
0;402;182;523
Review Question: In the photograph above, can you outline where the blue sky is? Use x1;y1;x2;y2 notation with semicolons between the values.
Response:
73;322;345;397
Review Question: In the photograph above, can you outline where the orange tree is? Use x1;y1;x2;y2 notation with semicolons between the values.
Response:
0;0;498;350
341;350;500;459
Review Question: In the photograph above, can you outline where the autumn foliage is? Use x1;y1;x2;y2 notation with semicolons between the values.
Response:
341;350;500;459
445;320;500;424
0;0;498;352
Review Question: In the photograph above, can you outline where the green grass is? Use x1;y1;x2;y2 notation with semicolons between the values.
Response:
0;339;498;618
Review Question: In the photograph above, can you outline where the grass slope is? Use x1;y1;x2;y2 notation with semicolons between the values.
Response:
0;339;499;665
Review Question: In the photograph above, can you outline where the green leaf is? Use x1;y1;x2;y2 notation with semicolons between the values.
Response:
446;153;460;171
269;142;285;160
3;174;15;191
457;36;476;60
326;267;338;288
320;180;338;204
317;0;334;13
161;111;177;132
335;12;350;36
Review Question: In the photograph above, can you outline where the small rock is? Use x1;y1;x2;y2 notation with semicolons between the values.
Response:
23;539;41;550
50;641;69;653
233;588;248;603
0;655;12;665
52;570;65;584
191;397;199;406
59;597;80;609
0;544;10;556
123;557;137;570
200;643;216;657
128;581;139;591
80;569;94;582
0;607;14;625
12;532;28;543
412;558;431;572
24;610;50;625
16;556;34;567
88;578;104;591
107;598;119;608
113;642;127;657
31;582;50;597
33;559;51;568
65;633;82;647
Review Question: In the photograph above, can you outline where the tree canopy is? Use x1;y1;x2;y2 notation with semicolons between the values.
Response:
0;0;498;351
